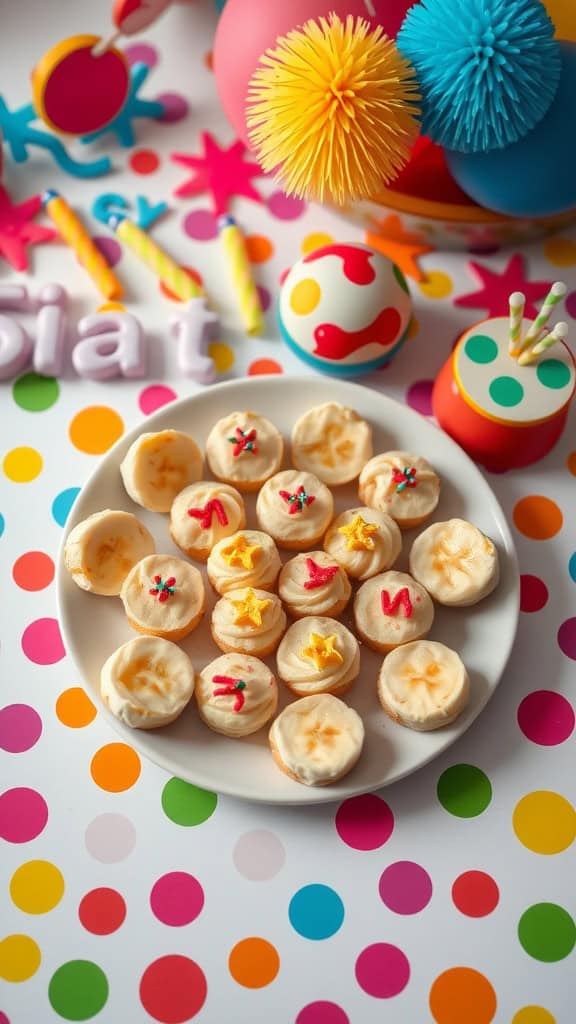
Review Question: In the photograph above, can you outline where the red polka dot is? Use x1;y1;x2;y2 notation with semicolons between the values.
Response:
129;149;160;174
138;385;177;415
248;359;283;376
140;956;207;1023
79;887;126;934
159;267;203;303
355;943;410;998
451;871;499;917
296;1002;349;1024
520;574;548;612
12;551;54;591
518;690;575;745
150;872;204;927
21;618;65;665
335;794;394;850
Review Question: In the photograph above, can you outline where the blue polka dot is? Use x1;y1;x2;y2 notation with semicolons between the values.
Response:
52;487;80;527
288;884;344;940
569;552;576;583
0;513;4;537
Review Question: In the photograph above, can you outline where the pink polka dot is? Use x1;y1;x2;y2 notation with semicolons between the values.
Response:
558;617;576;660
0;1013;10;1024
296;1002;349;1024
257;285;271;313
335;794;394;850
150;872;204;926
183;210;218;242
21;618;65;665
156;92;189;124
565;290;576;319
267;191;307;220
518;690;575;746
0;787;48;843
355;943;410;999
378;861;433;915
138;385;177;415
124;44;158;68
520;574;548;612
93;237;122;268
406;379;434;416
0;704;42;753
279;268;290;286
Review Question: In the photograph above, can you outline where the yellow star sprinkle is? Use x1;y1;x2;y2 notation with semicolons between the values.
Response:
301;632;344;670
221;535;260;570
230;588;271;628
338;514;379;551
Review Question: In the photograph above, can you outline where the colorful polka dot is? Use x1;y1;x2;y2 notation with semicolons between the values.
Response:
301;232;334;255
512;1008;556;1024
93;236;122;268
97;301;126;312
296;1003;349;1024
79;888;126;935
21;617;65;665
69;406;124;455
90;743;141;793
451;871;499;917
3;446;43;483
569;551;576;582
0;788;48;843
161;778;217;826
513;791;576;854
233;830;286;881
12;551;54;591
520;574;548;612
48;960;109;1020
257;284;271;312
290;278;321;315
267;192;306;220
56;687;97;729
429;967;496;1024
245;234;274;263
489;375;524;407
517;690;574;745
156;92;189;123
183;209;218;241
419;270;453;299
248;358;283;375
335;794;394;850
536;358;571;389
228;937;280;988
518;903;576;961
378;861;432;914
84;813;136;863
138;384;177;415
52;487;80;526
406;378;434;416
124;43;158;67
513;496;563;540
10;860;64;914
0;934;41;982
0;512;4;537
437;764;492;818
0;704;42;753
566;291;576;319
355;943;410;999
543;237;576;266
208;341;235;372
464;335;498;364
12;372;59;412
558;617;576;659
150;872;204;926
139;956;207;1022
289;884;344;940
129;148;160;174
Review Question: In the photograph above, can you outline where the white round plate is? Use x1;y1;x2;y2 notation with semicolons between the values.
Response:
57;377;519;805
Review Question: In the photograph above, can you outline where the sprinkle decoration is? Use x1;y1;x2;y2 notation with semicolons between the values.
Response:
301;632;344;670
338;514;379;551
392;467;417;493
304;558;339;591
149;576;176;602
212;675;247;712
381;588;413;618
227;427;258;456
279;486;316;515
187;499;229;529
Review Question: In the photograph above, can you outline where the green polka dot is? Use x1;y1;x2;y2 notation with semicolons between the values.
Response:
489;375;524;407
536;359;571;390
161;778;217;826
464;334;498;364
437;764;492;818
48;961;108;1020
393;263;409;294
518;903;576;962
12;372;59;412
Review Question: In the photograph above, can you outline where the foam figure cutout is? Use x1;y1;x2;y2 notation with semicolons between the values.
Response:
0;315;32;379
92;192;168;230
171;298;218;383
72;312;146;380
34;284;67;377
0;96;111;178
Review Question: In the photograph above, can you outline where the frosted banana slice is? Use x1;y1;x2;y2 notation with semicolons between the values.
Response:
64;509;155;596
269;694;365;786
120;430;203;513
378;640;470;731
101;636;195;729
409;518;499;606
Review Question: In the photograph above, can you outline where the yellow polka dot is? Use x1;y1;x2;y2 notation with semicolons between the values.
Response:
97;301;126;312
10;860;65;915
513;1007;556;1024
69;406;124;455
407;316;419;338
208;342;235;373
290;278;322;315
2;446;43;483
0;934;41;982
301;232;334;255
418;270;453;299
513;791;576;854
544;237;576;267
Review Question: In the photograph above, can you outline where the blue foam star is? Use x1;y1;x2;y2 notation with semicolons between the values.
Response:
0;96;111;178
81;64;165;149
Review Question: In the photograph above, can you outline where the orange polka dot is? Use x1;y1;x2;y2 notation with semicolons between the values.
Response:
90;743;141;792
245;235;274;264
248;359;283;375
567;451;576;476
69;406;124;455
97;302;126;313
12;551;54;591
429;967;497;1024
56;687;97;729
228;938;280;988
159;267;203;303
544;237;576;267
129;149;160;175
513;495;563;540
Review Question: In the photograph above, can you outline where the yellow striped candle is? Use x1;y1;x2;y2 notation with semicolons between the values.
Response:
108;214;202;301
218;215;265;336
43;190;123;300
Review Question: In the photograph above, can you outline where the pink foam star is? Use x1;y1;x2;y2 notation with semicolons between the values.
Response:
170;132;264;215
0;186;55;271
455;254;551;320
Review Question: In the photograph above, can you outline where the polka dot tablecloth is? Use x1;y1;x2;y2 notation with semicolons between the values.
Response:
1;5;576;1023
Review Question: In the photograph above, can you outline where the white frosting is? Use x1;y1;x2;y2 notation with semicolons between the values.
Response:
120;430;203;513
276;616;360;695
354;571;434;650
378;640;470;731
278;551;352;617
269;694;365;785
205;411;283;489
207;530;282;595
196;653;278;736
291;402;373;485
170;481;246;559
211;588;286;654
101;636;195;729
64;509;155;596
324;507;402;580
359;452;440;526
256;470;334;548
120;554;205;638
410;518;499;606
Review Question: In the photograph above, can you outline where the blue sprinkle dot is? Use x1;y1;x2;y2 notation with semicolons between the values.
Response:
569;553;576;583
288;884;344;940
0;513;4;537
52;487;80;527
